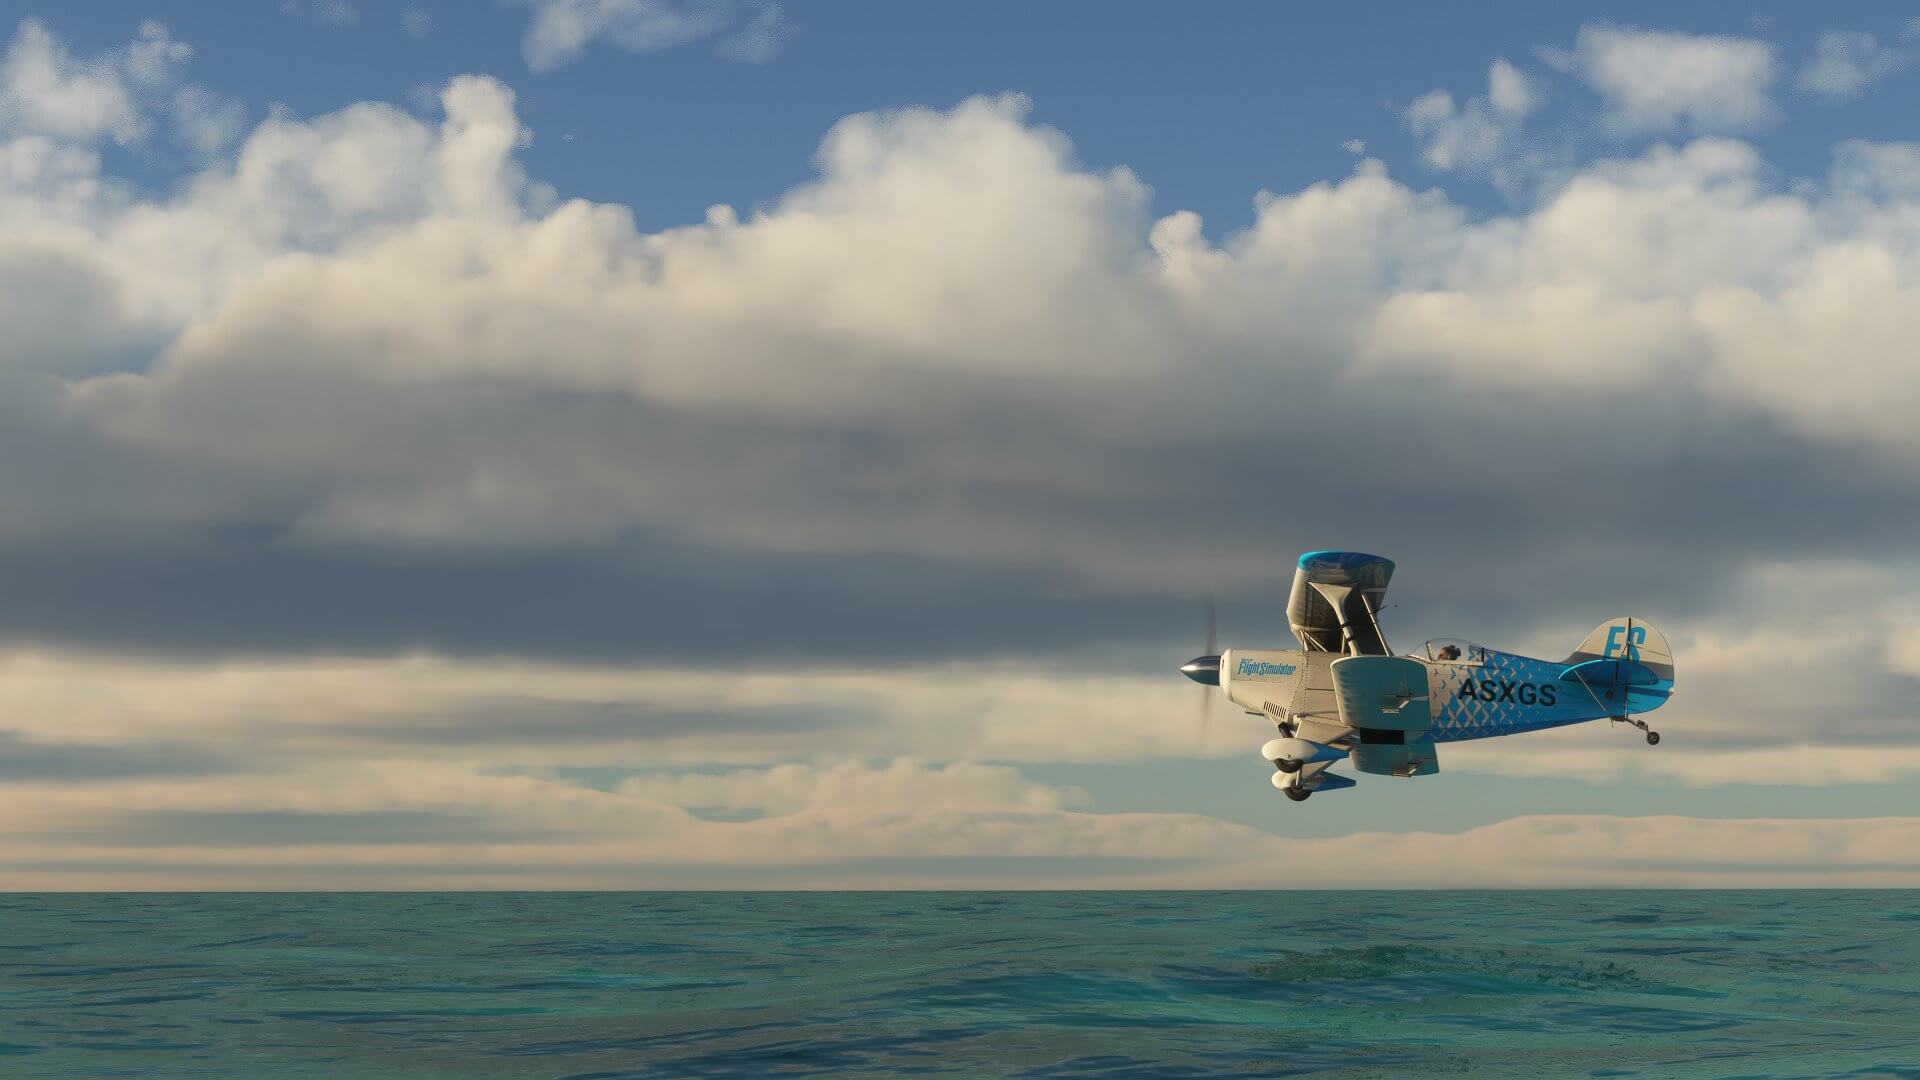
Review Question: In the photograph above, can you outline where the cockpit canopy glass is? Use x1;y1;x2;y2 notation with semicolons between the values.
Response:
1422;638;1487;664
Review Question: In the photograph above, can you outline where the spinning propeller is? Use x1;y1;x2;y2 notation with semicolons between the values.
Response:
1179;597;1222;740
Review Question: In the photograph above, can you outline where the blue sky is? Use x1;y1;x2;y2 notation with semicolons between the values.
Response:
2;1;1920;887
43;2;1920;227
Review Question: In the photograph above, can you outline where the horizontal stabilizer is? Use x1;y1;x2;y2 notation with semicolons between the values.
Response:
1559;658;1662;686
1566;616;1674;684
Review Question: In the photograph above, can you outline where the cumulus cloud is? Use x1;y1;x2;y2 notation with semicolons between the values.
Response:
1795;30;1904;101
40;81;1916;581
1354;136;1920;457
0;18;1917;658
1545;25;1779;135
515;0;784;72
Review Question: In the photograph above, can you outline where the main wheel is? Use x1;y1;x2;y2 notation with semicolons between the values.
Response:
1646;731;1660;746
1283;786;1311;802
1275;759;1301;774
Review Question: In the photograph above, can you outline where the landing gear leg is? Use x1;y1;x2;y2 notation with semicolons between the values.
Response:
1616;715;1659;746
1269;712;1302;773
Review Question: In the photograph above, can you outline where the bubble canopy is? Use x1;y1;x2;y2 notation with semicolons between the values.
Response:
1421;638;1487;664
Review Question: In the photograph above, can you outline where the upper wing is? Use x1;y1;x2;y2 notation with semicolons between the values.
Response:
1288;550;1395;654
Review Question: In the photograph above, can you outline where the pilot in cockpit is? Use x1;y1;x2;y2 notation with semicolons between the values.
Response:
1436;644;1462;661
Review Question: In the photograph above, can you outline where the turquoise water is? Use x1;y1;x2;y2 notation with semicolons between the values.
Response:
2;892;1917;1078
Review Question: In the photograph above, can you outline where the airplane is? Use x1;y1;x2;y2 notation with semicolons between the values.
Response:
1179;550;1674;801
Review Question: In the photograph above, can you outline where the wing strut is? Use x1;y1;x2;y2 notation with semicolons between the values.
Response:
1308;582;1390;657
1358;590;1390;656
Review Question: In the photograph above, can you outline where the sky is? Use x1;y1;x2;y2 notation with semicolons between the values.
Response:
1;1;1919;888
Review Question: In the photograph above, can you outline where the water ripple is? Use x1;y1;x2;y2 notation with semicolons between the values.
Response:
0;891;1917;1076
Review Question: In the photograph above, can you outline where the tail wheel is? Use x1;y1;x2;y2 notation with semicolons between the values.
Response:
1645;731;1660;746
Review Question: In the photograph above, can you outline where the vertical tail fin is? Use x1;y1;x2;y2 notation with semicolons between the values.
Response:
1568;617;1671;672
1565;617;1675;709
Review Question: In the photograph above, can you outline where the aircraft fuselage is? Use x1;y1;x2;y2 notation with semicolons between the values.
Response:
1220;646;1622;743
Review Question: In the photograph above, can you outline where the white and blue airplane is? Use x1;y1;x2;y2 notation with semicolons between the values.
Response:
1180;551;1674;801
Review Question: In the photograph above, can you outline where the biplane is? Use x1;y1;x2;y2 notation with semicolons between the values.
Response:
1180;551;1674;801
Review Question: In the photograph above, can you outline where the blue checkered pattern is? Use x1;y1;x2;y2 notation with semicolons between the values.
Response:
1427;650;1605;743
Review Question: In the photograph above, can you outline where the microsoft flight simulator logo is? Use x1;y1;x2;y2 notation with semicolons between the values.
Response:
1237;658;1297;677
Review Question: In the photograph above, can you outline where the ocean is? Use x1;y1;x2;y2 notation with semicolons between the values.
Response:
1;891;1916;1078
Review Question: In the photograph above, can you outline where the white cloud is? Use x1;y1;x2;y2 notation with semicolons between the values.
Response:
1406;59;1545;189
617;758;1087;815
717;2;785;64
1552;25;1778;136
1886;627;1920;679
1;554;1913;785
170;84;245;159
1796;30;1904;101
515;0;781;72
1;768;1917;888
1454;729;1920;788
0;31;1908;587
1354;136;1920;453
1487;56;1542;116
0;646;1914;889
0;650;1213;766
0;17;190;146
6;633;1913;888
